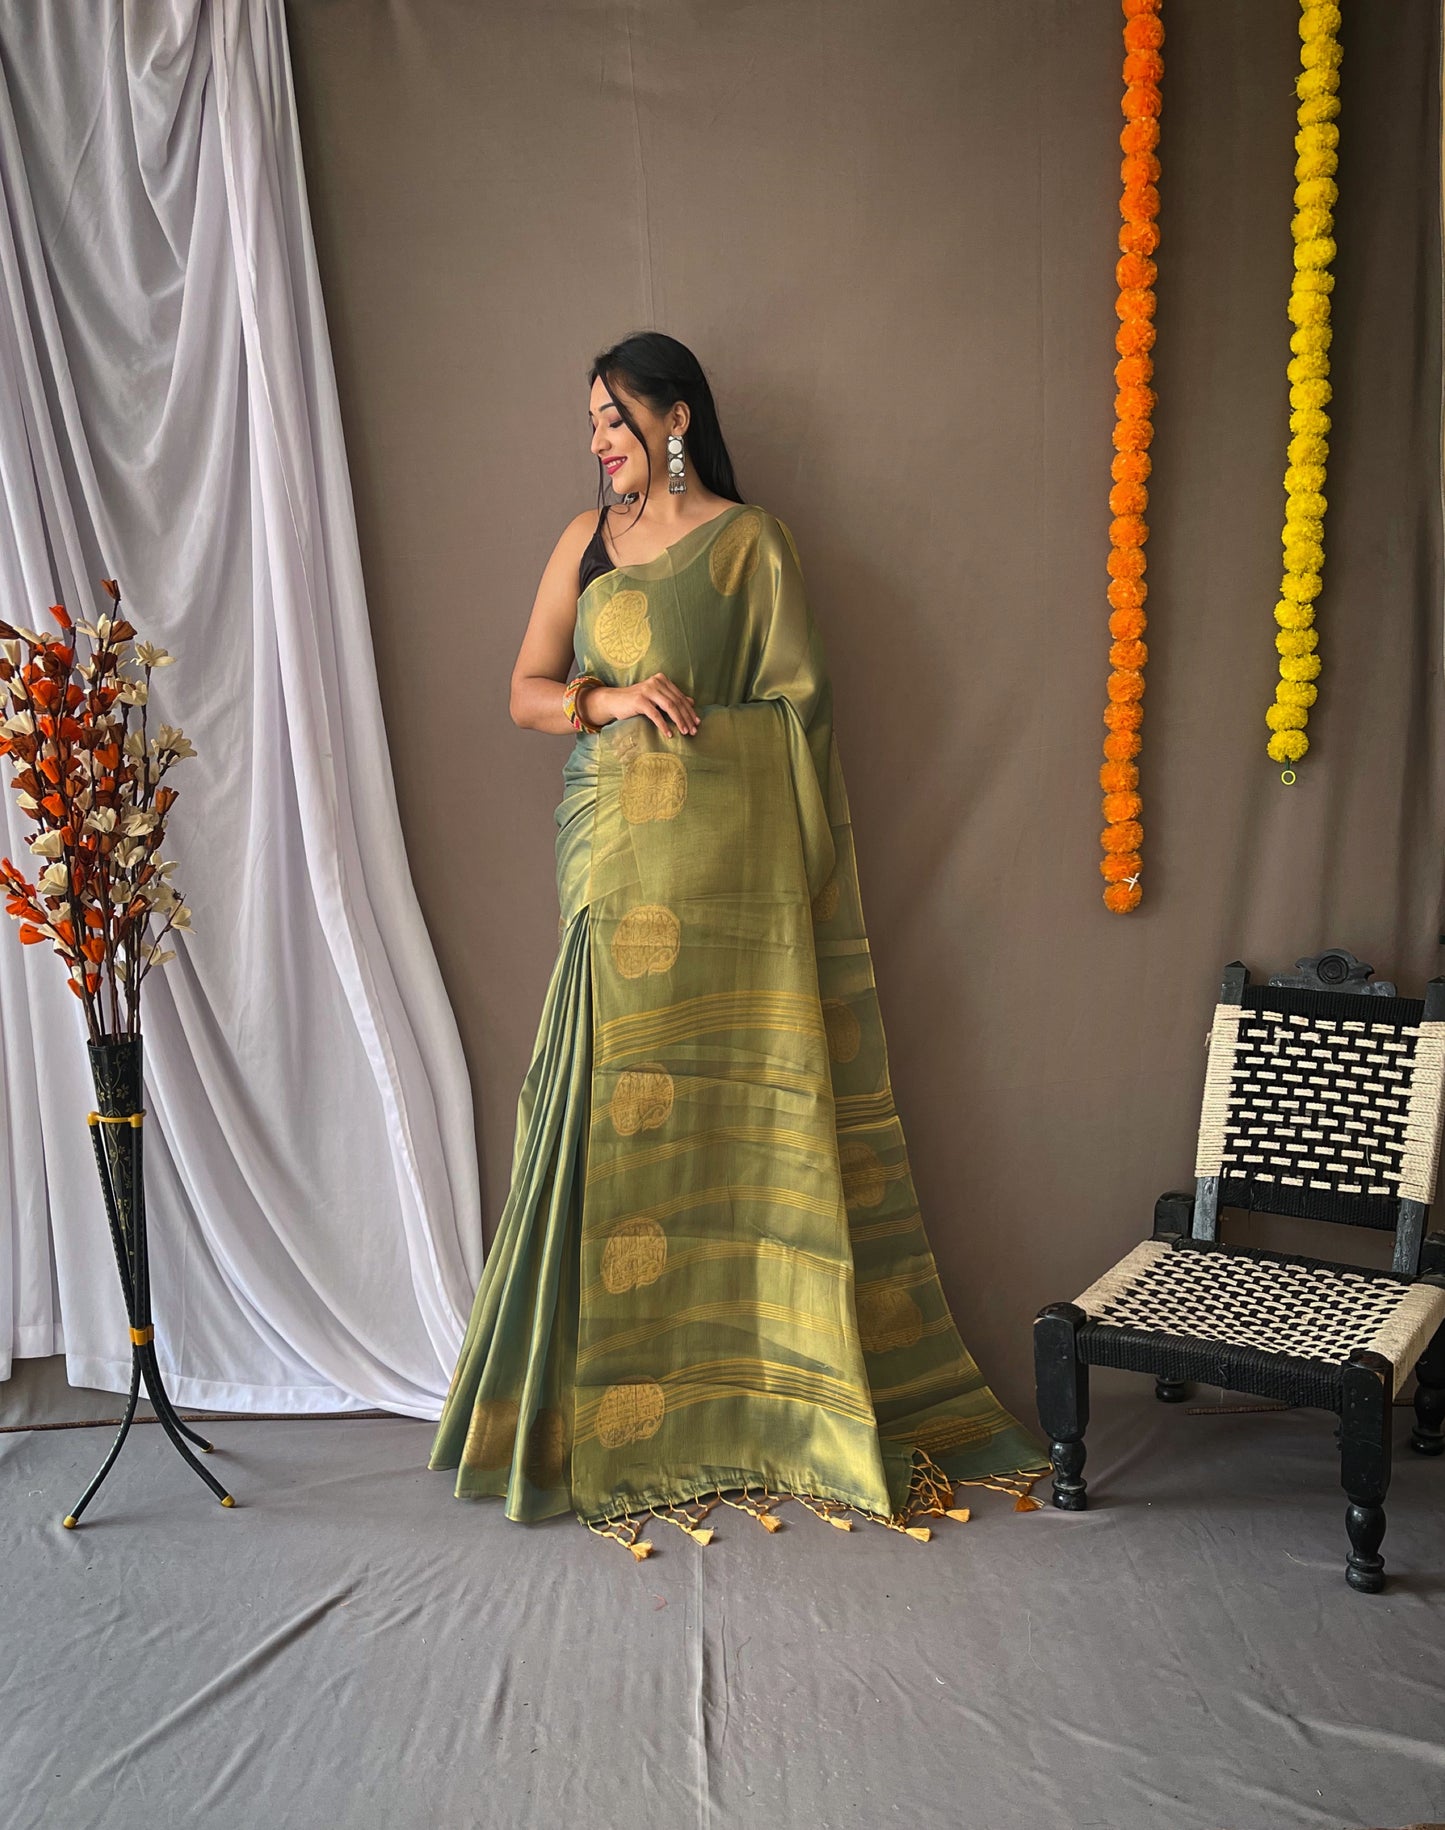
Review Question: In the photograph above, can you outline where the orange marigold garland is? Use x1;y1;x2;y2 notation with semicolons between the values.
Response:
1099;0;1163;914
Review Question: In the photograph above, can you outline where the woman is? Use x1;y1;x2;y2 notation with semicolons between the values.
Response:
430;332;1044;1554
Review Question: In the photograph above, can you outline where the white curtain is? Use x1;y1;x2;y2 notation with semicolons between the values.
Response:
0;0;481;1414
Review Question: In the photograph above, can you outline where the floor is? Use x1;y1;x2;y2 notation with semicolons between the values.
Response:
2;1365;1443;1830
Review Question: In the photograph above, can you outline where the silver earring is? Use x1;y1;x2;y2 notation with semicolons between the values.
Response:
667;433;687;494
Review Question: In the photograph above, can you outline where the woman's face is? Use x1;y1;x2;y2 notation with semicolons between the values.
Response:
588;377;683;499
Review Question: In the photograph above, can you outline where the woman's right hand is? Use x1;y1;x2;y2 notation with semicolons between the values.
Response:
586;673;698;737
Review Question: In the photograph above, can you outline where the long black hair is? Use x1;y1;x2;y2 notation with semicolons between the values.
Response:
588;332;743;519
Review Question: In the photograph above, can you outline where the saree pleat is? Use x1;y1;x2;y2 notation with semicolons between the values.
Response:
432;504;1045;1530
427;909;587;1518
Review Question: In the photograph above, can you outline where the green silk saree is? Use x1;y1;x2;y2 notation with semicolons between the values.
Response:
430;502;1044;1536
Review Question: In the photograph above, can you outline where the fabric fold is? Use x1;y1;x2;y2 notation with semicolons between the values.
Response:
0;0;479;1413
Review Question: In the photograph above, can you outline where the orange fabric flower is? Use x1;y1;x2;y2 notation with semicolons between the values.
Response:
1107;576;1148;610
1103;701;1144;732
1103;880;1144;913
1101;819;1145;852
1114;318;1157;357
1115;289;1157;325
1109;478;1149;514
1124;14;1164;50
1100;850;1143;882
1110;638;1149;670
1107;545;1147;579
1120;116;1161;155
1120;150;1161;187
1121;183;1160;220
1109;514;1149;548
1108;608;1148;642
1115;252;1158;290
1123;50;1164;87
1104;728;1144;758
1102;791;1144;823
1112;418;1154;452
1100;761;1140;794
1113;356;1153;392
1111;448;1153;483
1114;382;1157;418
1118;218;1161;257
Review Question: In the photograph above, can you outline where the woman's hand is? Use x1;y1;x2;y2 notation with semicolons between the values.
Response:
586;674;698;737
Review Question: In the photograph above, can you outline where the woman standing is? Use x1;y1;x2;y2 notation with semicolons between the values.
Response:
430;332;1043;1553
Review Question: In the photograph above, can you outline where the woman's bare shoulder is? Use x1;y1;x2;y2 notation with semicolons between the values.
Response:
562;505;603;547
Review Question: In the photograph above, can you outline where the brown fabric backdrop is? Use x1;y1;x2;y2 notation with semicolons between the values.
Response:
285;0;1443;1414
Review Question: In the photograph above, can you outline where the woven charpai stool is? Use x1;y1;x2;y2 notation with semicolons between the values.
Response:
1034;953;1445;1593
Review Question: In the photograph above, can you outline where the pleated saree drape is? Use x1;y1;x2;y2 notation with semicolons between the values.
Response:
430;504;1045;1532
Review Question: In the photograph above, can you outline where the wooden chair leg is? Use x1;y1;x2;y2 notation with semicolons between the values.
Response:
1034;1302;1090;1511
1340;1349;1392;1594
1154;1377;1190;1403
1409;1321;1445;1456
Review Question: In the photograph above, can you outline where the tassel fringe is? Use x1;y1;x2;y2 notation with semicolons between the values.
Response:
578;1452;1045;1556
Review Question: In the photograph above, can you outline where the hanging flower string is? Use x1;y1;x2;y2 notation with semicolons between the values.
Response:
1099;0;1163;915
1267;0;1341;777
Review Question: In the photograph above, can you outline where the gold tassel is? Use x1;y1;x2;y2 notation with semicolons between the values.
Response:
952;1470;1047;1512
583;1508;653;1559
650;1497;719;1544
889;1446;954;1534
791;1491;856;1531
718;1483;784;1532
577;1463;1042;1557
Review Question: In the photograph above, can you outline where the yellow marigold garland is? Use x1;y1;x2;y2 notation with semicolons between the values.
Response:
1268;0;1341;775
1100;0;1163;914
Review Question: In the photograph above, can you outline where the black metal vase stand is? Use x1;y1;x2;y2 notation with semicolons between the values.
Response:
62;1036;234;1528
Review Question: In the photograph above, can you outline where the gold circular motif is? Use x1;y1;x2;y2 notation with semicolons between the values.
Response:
522;1407;569;1489
610;1063;675;1137
823;998;861;1063
611;903;680;980
856;1287;924;1355
461;1396;519;1471
620;752;687;825
597;1379;666;1448
839;1140;886;1209
602;1217;668;1293
811;876;840;924
594;589;652;667
708;511;763;595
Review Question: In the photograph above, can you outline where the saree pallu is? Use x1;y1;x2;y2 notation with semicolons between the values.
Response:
430;503;1045;1532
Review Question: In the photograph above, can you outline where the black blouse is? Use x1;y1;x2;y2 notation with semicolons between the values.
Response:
578;504;615;597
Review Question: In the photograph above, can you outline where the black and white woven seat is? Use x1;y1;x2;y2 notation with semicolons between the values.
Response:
1034;951;1445;1593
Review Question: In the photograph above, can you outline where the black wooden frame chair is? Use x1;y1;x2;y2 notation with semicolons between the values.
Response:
1034;952;1445;1592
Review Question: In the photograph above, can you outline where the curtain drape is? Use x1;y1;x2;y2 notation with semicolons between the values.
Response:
0;0;480;1415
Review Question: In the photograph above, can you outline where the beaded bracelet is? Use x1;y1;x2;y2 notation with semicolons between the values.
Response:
563;672;603;734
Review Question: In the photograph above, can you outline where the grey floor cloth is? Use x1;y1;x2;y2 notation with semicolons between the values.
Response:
2;1369;1443;1830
